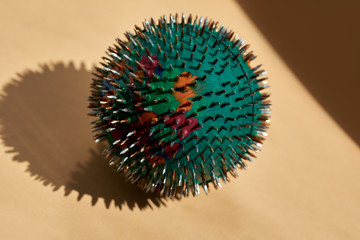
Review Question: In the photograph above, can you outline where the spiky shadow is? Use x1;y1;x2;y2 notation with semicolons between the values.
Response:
0;62;168;210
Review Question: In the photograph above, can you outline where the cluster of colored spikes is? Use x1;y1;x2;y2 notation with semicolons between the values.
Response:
89;13;271;198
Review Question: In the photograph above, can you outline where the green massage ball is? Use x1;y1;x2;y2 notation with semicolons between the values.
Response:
89;13;271;197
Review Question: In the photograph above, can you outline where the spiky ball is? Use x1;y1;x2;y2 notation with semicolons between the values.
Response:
89;13;271;198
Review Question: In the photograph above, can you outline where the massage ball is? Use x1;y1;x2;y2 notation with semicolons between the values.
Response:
89;13;271;198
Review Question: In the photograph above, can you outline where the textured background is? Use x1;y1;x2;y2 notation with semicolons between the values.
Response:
0;0;359;239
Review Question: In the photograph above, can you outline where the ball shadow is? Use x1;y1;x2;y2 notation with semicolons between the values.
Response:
0;62;168;210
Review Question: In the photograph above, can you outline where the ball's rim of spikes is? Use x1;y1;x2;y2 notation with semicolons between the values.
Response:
89;13;271;198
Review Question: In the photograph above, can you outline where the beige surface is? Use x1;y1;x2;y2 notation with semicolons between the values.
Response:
0;0;359;239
